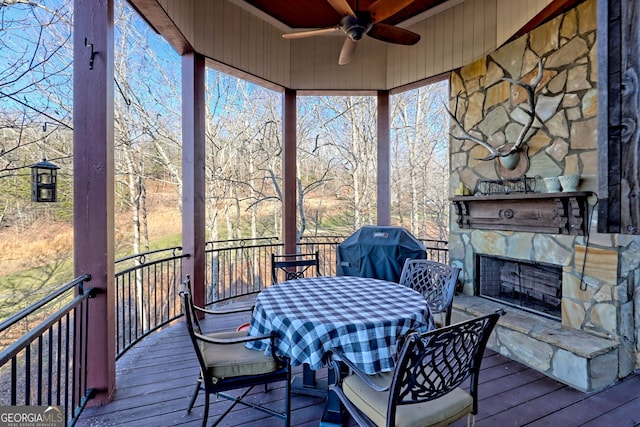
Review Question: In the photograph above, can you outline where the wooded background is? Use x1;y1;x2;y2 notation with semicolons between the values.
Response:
0;0;450;319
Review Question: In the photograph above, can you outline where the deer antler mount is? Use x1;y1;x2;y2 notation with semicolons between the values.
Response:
449;60;545;178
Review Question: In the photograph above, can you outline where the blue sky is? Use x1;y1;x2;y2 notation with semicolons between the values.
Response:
0;0;181;131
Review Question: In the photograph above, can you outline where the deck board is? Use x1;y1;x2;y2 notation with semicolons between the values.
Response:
77;312;640;427
543;376;640;427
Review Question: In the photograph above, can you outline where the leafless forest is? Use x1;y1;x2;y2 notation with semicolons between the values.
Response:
0;0;450;320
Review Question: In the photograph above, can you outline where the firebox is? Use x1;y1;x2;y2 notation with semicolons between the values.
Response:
476;255;562;320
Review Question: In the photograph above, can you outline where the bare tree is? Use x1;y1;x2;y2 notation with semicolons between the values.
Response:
110;1;182;326
112;0;182;252
205;74;255;242
391;81;450;239
0;1;73;229
300;96;378;231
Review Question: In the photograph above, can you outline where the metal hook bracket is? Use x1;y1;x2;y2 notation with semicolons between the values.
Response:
84;37;96;70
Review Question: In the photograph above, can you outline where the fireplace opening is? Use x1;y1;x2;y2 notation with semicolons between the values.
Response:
476;255;562;320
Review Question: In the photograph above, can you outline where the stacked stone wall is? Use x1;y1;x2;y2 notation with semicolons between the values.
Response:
448;0;638;377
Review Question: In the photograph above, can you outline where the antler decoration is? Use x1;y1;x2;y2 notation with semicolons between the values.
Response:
446;99;502;161
448;59;544;161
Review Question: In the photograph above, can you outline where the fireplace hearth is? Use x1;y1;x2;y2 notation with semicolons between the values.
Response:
476;255;562;320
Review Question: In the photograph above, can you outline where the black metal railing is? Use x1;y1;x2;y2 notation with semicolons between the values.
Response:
204;237;276;305
0;274;95;426
420;239;450;264
204;236;447;306
204;235;345;306
299;235;346;277
114;246;187;358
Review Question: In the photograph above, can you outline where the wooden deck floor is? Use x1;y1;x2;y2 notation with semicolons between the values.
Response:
77;312;640;427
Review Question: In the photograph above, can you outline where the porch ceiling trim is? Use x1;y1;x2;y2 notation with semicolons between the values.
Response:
127;0;193;55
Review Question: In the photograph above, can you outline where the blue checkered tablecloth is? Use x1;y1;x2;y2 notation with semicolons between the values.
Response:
246;276;433;375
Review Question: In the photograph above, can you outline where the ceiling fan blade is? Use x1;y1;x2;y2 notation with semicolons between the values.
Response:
327;0;355;17
367;23;420;45
283;27;342;39
368;0;414;23
338;38;358;65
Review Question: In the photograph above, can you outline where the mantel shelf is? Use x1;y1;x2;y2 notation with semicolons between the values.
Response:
450;192;591;235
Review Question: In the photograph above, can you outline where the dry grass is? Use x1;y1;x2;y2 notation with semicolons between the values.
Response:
0;206;183;278
0;220;74;276
1;177;182;279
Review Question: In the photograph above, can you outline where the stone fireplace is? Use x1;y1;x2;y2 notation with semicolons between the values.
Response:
477;255;562;320
447;0;638;393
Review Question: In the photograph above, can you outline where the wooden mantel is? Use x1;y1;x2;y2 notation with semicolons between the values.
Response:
450;192;591;235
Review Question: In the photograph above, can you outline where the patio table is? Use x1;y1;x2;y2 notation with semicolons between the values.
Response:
246;275;433;374
246;275;433;426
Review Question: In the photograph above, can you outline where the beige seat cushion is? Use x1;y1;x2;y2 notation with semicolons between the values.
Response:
199;330;278;380
342;370;473;427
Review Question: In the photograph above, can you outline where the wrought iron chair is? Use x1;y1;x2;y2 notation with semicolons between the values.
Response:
399;259;461;327
183;274;254;332
330;310;505;427
271;250;321;284
179;283;291;427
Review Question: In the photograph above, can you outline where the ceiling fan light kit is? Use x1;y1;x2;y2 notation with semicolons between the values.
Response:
341;14;371;41
282;0;421;65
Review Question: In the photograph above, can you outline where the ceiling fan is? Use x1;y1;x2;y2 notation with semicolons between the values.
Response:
282;0;421;65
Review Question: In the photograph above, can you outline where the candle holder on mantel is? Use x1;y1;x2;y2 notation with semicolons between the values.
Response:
559;175;580;192
476;175;539;196
543;177;561;192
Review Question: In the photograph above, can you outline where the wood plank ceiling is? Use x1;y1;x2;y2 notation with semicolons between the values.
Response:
242;0;452;29
127;0;586;91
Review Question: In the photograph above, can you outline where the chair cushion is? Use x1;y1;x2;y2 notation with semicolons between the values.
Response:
342;370;473;427
199;331;278;380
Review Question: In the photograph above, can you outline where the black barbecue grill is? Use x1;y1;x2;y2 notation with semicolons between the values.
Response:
336;226;426;282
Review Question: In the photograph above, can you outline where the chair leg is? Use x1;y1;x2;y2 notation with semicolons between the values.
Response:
285;375;292;427
445;305;453;326
212;388;252;427
187;379;201;413
202;390;210;427
466;413;476;427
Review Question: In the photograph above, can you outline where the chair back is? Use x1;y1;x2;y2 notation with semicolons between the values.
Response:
271;251;320;284
399;259;460;325
179;284;209;376
180;276;205;334
388;310;504;422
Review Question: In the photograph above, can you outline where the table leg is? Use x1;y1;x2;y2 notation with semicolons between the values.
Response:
291;364;328;398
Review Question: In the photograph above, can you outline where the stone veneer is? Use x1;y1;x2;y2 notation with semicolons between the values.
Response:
448;0;639;392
